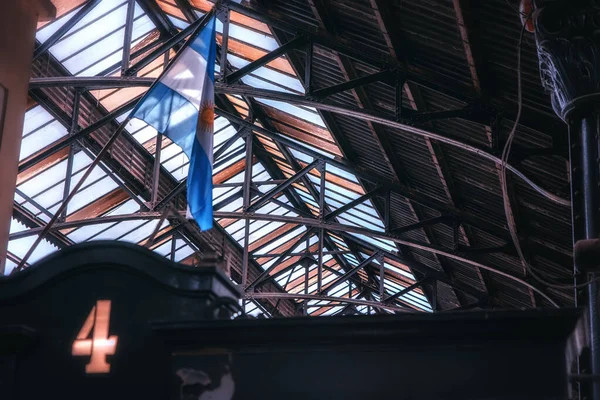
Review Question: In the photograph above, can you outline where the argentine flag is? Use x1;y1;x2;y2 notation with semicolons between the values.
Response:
131;15;216;230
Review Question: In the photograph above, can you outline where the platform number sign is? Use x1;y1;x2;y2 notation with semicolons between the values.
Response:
72;300;118;374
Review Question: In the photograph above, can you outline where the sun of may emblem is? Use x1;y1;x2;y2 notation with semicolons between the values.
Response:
199;101;215;133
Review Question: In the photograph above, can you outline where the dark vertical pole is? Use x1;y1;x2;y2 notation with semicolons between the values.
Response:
379;253;385;299
568;123;583;400
395;72;403;120
573;111;600;400
432;279;438;312
304;259;310;315
534;4;600;399
122;0;136;75
384;190;391;232
317;161;325;292
304;37;313;95
151;133;163;206
170;232;177;261
220;7;230;80
242;132;253;289
61;89;81;221
163;51;169;70
453;216;460;252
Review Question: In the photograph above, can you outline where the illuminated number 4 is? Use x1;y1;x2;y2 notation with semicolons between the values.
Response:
72;300;118;374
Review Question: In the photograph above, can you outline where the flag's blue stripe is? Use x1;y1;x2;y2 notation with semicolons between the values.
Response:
132;82;213;230
131;16;216;232
132;82;197;155
189;15;216;83
188;138;213;230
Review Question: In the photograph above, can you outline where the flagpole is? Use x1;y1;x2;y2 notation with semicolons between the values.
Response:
13;7;218;273
13;116;133;273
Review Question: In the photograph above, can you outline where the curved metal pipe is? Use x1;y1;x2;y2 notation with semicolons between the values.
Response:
13;210;559;307
26;77;569;207
217;84;569;207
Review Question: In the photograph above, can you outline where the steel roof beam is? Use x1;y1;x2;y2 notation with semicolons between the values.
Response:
136;0;178;37
391;215;453;234
324;187;383;221
225;35;306;84
247;227;315;290
211;211;563;305
319;252;381;295
246;292;415;313
247;159;321;212
8;208;488;303
18;95;140;174
383;277;431;305
33;0;102;62
174;0;198;22
310;69;396;99
25;53;298;316
224;1;564;139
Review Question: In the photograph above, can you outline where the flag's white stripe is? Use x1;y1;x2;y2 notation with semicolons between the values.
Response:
161;47;208;110
195;75;214;164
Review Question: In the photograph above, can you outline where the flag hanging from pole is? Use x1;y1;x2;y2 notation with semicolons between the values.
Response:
131;14;216;231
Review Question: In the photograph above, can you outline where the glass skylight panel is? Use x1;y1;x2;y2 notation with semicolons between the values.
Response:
20;120;67;161
350;233;397;253
252;201;282;216
168;15;188;30
227;54;304;94
213;152;244;175
385;262;416;280
90;220;147;241
214;125;238;147
67;177;118;215
244;301;264;317
225;23;279;51
320;307;341;316
247;218;272;236
255;226;306;256
224;219;246;238
50;0;129;61
78;16;155;77
128;122;158;144
343;254;359;267
338;211;385;232
7;219;58;267
256;99;325;128
71;16;154;76
67;222;116;243
174;245;195;262
214;139;245;161
239;74;295;95
287;148;314;165
213;186;238;202
122;219;169;243
167;159;190;181
153;239;173;257
4;258;18;276
250;221;285;244
18;160;66;199
71;0;128;35
220;196;244;213
36;4;84;43
107;199;141;216
22;106;54;137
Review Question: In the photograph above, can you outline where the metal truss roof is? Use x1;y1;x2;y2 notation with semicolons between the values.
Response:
10;0;575;316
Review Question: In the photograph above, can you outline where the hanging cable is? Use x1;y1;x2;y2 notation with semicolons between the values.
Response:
500;9;600;291
505;0;526;17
